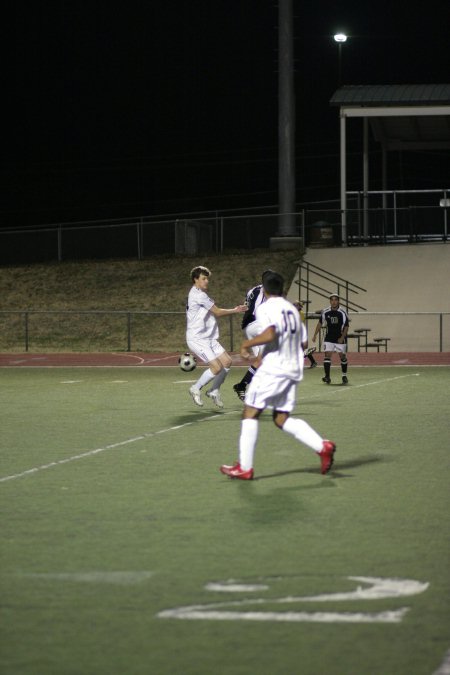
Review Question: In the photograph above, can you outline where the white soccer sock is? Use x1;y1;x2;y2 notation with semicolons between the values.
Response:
282;417;323;453
239;418;258;470
208;367;230;392
194;368;215;390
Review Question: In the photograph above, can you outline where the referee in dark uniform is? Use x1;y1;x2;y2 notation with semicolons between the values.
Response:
312;293;350;385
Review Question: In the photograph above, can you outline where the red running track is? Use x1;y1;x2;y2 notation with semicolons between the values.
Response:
0;352;449;367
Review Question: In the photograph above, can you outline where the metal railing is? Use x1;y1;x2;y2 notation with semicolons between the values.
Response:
294;260;367;312
1;188;448;264
347;189;449;242
0;310;449;353
0;310;239;354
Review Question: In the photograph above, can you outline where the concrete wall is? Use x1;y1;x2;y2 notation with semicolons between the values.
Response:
287;243;450;352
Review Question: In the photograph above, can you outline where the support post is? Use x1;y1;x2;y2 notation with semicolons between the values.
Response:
277;0;296;237
340;111;347;245
127;313;131;352
24;312;29;352
363;117;369;240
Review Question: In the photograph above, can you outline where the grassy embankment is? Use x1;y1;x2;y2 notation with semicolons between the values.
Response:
0;251;298;352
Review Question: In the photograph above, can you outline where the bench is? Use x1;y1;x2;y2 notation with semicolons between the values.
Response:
347;333;363;351
366;337;391;352
348;328;371;351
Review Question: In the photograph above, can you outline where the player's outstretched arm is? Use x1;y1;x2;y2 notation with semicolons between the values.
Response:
211;304;247;317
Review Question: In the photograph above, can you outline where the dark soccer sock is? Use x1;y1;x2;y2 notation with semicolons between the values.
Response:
308;354;317;365
240;365;257;386
324;359;331;378
340;357;348;374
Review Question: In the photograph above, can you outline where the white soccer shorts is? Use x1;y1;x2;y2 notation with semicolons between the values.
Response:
244;320;264;356
244;368;298;412
187;338;225;364
322;341;347;353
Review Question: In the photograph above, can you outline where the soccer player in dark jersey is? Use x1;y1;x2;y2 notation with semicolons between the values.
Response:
312;293;350;385
232;270;274;401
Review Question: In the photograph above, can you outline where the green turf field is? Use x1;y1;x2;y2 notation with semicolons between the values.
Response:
1;365;449;675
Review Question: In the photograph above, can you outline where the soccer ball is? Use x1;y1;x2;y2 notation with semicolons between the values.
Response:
178;352;197;372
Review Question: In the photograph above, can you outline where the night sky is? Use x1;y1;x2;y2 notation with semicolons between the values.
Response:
4;1;450;227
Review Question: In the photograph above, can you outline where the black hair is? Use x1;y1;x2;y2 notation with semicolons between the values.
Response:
262;271;284;296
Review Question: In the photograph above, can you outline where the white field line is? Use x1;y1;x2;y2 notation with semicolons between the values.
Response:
157;607;410;623
0;412;231;484
0;373;419;484
110;353;179;365
314;371;419;397
433;649;450;675
20;571;154;585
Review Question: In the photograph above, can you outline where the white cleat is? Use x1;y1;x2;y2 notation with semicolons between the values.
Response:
206;389;224;409
189;386;203;407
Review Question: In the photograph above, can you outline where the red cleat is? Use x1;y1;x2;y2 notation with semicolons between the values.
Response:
318;440;336;474
220;462;254;480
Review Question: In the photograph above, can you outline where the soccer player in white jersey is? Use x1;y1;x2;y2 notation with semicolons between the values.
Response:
186;266;246;409
220;271;336;479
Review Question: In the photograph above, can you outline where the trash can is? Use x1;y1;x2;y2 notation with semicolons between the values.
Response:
308;221;334;248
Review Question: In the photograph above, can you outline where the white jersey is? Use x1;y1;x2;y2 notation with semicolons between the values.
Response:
255;297;303;382
186;286;218;341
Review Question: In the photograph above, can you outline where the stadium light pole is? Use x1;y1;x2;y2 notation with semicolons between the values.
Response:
334;33;347;86
334;33;348;246
277;0;296;238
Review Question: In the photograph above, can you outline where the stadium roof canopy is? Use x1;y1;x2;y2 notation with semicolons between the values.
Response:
329;84;450;240
330;84;450;150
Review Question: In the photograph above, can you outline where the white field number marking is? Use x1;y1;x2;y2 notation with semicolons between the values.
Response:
157;576;429;624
